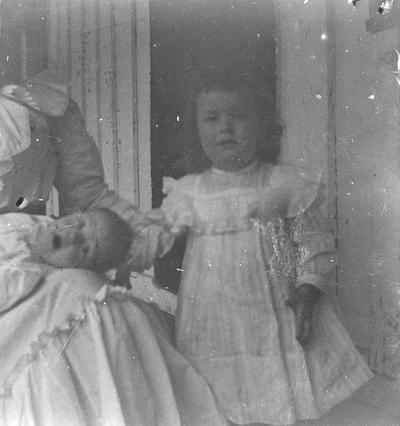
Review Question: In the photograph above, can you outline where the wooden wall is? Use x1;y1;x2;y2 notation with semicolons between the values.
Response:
48;0;151;211
333;1;400;378
277;0;400;378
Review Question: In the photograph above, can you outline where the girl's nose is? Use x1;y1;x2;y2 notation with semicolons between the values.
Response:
220;114;233;132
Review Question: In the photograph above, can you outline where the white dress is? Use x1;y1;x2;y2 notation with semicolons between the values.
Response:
157;161;373;425
0;213;224;426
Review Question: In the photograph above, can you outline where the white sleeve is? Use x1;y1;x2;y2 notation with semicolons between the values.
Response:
0;214;47;312
0;262;43;313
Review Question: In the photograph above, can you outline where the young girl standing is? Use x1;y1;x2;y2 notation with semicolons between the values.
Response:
133;71;374;425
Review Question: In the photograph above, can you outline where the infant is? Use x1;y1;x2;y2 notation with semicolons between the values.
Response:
35;207;132;271
0;208;132;312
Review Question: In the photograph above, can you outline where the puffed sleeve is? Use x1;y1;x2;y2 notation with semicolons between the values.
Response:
128;208;175;272
161;176;195;236
288;169;337;293
0;263;43;313
127;175;195;272
49;99;151;267
0;95;31;209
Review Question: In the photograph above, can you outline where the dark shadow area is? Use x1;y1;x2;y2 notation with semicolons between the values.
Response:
150;0;277;293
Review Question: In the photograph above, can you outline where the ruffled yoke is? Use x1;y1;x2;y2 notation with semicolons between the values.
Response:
161;162;324;236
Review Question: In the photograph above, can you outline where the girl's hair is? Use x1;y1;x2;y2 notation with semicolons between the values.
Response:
172;69;283;175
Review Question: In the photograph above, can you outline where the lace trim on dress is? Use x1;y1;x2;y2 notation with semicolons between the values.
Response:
161;165;324;235
0;285;141;399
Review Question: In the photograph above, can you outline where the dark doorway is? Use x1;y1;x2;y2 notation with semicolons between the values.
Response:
150;0;276;293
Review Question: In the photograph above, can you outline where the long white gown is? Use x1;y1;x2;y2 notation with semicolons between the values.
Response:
153;161;373;425
0;214;224;426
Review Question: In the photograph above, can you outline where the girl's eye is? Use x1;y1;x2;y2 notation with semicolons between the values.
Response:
73;232;86;245
203;115;218;122
232;112;248;120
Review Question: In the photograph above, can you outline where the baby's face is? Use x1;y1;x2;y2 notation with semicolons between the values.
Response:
36;211;105;269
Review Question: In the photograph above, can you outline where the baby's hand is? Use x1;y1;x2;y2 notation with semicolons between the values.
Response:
286;284;322;347
114;264;132;289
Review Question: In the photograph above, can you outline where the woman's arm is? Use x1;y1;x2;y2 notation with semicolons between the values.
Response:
49;99;158;269
50;100;143;219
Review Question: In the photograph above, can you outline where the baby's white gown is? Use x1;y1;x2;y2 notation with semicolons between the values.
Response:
158;161;373;425
0;214;224;426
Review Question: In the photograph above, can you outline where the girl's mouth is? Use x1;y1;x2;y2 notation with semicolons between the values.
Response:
218;138;236;147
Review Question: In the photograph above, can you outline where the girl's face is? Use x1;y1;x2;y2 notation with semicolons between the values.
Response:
196;89;261;171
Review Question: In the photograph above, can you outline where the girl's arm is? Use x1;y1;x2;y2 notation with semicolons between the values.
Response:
293;206;336;292
287;205;336;346
113;209;177;288
122;208;176;274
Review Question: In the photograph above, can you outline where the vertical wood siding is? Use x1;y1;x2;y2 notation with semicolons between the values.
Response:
48;0;148;207
276;0;400;378
275;0;334;218
333;2;400;377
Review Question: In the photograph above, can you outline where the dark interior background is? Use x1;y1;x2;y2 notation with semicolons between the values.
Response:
150;0;277;293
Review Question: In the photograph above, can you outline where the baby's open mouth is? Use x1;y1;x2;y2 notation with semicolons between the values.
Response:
52;234;62;249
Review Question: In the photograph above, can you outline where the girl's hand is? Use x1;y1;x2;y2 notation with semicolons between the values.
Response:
285;284;322;347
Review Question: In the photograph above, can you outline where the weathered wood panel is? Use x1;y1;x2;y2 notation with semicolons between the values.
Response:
334;1;400;376
275;0;335;219
135;0;151;211
48;0;146;201
83;0;100;152
97;0;114;187
114;0;138;203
